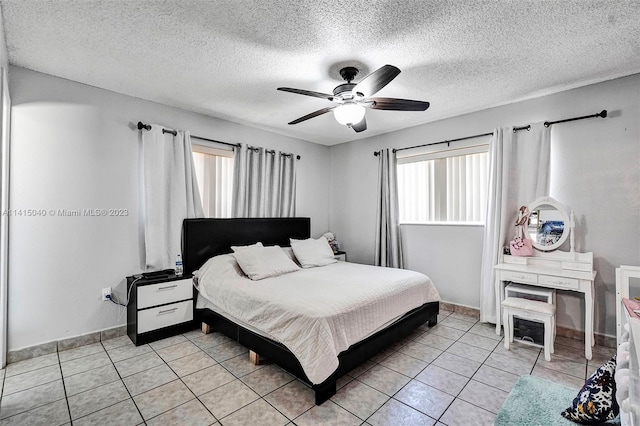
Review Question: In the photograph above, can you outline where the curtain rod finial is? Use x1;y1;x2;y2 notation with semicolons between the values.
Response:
137;121;151;131
600;110;607;118
374;151;380;156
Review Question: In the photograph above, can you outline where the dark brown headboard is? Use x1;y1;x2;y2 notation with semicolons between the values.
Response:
181;217;311;274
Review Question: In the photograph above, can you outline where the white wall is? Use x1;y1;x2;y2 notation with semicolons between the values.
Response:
402;224;484;308
0;11;8;70
330;74;640;337
0;9;9;366
8;66;330;351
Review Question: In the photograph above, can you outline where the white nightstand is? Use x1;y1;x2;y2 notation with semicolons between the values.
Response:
127;273;196;345
334;251;346;261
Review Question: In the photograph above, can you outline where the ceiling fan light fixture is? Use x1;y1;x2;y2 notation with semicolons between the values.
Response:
333;103;365;126
279;64;428;131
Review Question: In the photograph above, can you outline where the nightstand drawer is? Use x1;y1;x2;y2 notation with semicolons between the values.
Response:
138;278;192;309
538;274;579;290
500;270;538;285
138;300;193;334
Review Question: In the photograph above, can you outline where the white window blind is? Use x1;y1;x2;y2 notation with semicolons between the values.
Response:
397;145;489;223
191;144;234;218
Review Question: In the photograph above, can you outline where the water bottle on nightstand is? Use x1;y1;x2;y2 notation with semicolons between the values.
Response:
175;254;183;276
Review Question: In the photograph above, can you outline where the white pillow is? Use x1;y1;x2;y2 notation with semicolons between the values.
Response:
232;245;300;280
290;237;337;268
231;242;263;252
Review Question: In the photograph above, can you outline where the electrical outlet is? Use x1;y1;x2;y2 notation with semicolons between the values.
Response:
101;287;112;301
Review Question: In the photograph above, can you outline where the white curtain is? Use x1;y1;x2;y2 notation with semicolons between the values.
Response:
142;126;204;270
375;149;404;268
480;122;551;323
232;143;297;217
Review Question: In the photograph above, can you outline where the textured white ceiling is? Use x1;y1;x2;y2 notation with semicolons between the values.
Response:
2;0;639;145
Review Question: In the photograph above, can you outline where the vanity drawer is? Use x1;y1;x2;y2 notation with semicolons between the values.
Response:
138;300;193;334
501;270;538;285
538;274;579;290
138;278;192;309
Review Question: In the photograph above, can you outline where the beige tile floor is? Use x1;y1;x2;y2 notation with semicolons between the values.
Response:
0;309;615;425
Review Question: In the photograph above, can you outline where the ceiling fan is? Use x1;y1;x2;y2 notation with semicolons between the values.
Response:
277;64;430;133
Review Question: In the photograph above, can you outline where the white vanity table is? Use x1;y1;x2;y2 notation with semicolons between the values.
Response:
493;197;597;360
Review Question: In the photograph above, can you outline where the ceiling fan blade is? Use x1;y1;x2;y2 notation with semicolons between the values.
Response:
369;97;430;111
288;106;336;125
277;87;334;101
352;117;367;133
353;65;401;97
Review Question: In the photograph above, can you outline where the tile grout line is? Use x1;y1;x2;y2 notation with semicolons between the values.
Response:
141;337;208;424
432;329;502;422
333;320;454;424
364;321;449;420
0;367;5;408
54;351;75;426
148;337;218;421
330;377;392;423
203;341;313;424
254;378;304;424
108;341;145;424
217;353;306;423
0;366;62;397
360;367;440;425
177;332;255;424
158;335;222;422
142;332;295;424
67;339;148;425
371;323;515;423
0;355;68;423
362;324;494;424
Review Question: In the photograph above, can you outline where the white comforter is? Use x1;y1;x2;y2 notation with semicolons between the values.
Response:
194;254;440;384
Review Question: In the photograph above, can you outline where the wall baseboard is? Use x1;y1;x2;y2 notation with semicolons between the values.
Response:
440;301;616;349
440;301;480;319
7;325;127;365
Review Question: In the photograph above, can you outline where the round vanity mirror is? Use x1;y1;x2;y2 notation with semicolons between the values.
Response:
527;197;571;251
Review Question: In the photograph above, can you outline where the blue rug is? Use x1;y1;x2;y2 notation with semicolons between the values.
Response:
495;375;579;426
495;375;621;426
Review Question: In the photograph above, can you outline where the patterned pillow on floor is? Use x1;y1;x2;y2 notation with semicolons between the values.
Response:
561;355;618;424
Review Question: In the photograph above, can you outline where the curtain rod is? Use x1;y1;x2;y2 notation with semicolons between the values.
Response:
138;121;238;148
374;109;607;156
137;121;301;160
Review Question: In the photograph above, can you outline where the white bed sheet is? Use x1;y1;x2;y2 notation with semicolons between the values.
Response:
194;254;440;384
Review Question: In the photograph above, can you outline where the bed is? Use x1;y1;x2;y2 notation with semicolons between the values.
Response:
182;217;440;404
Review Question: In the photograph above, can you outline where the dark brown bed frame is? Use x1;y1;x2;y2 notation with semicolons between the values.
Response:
181;217;439;404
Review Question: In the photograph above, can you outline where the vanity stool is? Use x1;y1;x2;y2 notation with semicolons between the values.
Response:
505;283;557;346
502;297;556;361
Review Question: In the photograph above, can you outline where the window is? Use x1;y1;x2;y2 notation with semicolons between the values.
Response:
192;144;234;218
397;144;489;223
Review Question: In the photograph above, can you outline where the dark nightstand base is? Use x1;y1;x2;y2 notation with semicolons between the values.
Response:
129;320;198;346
